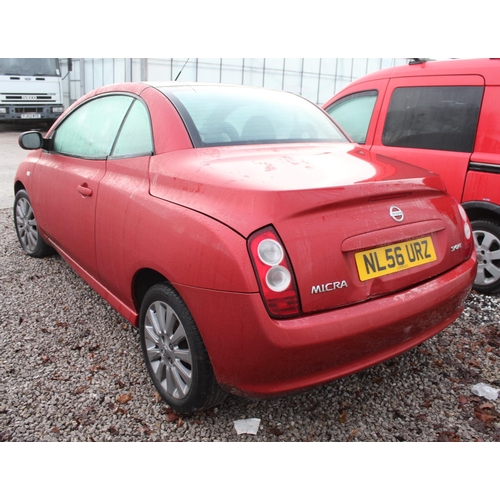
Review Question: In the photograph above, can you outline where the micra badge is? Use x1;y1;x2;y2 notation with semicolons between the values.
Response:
311;280;348;294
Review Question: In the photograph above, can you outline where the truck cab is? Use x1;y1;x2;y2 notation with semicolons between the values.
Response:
0;58;65;127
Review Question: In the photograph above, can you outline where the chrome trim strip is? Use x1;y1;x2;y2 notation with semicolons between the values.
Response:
469;162;500;174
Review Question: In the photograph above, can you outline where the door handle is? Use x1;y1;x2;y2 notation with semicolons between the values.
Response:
77;184;93;197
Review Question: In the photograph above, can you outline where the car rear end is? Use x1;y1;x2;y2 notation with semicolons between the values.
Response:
171;146;476;398
150;83;476;398
272;152;475;317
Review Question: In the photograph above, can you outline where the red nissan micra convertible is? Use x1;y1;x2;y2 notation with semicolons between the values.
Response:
14;82;476;413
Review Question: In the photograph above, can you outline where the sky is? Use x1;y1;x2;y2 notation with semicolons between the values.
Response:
6;1;492;59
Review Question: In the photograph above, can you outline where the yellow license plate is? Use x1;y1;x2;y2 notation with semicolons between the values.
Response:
355;236;437;282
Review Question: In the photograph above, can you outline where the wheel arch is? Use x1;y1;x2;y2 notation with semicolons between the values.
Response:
132;268;170;313
14;180;26;195
462;201;500;224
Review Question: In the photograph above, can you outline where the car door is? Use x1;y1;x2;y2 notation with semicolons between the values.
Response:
369;75;485;201
94;96;154;308
31;94;135;277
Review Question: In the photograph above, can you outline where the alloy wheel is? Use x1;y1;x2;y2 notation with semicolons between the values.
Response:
15;196;39;253
143;300;193;400
474;229;500;288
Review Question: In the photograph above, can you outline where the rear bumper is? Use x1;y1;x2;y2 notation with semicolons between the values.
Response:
175;254;476;398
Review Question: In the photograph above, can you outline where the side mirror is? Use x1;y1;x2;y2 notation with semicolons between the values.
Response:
18;131;44;150
68;58;73;72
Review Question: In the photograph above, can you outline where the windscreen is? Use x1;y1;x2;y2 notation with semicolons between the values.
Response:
164;85;348;147
0;58;60;77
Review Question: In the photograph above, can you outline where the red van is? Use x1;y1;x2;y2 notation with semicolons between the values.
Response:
323;58;500;294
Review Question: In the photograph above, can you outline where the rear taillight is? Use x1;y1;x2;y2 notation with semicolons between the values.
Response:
248;226;301;318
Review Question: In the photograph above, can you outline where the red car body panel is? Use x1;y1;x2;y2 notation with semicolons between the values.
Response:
14;81;476;399
473;86;500;156
32;154;106;276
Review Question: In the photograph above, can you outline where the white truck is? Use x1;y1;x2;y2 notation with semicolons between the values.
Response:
0;58;66;127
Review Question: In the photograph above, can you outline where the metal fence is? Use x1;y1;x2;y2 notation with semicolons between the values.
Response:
60;58;409;108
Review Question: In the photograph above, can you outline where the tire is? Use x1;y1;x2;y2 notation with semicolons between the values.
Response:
139;283;226;414
13;190;54;258
472;219;500;294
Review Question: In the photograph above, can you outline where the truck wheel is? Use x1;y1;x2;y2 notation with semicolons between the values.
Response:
472;219;500;294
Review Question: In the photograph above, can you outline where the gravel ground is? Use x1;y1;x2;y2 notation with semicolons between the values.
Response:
1;207;499;442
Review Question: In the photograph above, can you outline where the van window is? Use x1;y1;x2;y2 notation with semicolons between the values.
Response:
325;91;378;144
382;86;483;153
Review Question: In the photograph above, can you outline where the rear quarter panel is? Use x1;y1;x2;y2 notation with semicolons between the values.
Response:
95;154;259;315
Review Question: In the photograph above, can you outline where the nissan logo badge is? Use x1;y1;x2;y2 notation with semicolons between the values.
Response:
390;206;404;222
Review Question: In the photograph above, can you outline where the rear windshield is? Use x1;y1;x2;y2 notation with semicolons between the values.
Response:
162;85;348;147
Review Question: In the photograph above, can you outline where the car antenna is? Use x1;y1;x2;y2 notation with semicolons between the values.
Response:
175;59;190;81
408;58;433;65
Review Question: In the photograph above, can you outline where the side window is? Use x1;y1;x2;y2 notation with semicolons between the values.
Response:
382;86;483;152
52;95;134;158
111;99;154;157
325;91;378;144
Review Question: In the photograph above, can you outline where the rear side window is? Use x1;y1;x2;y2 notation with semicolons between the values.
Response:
325;91;378;144
383;86;483;152
111;99;154;157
